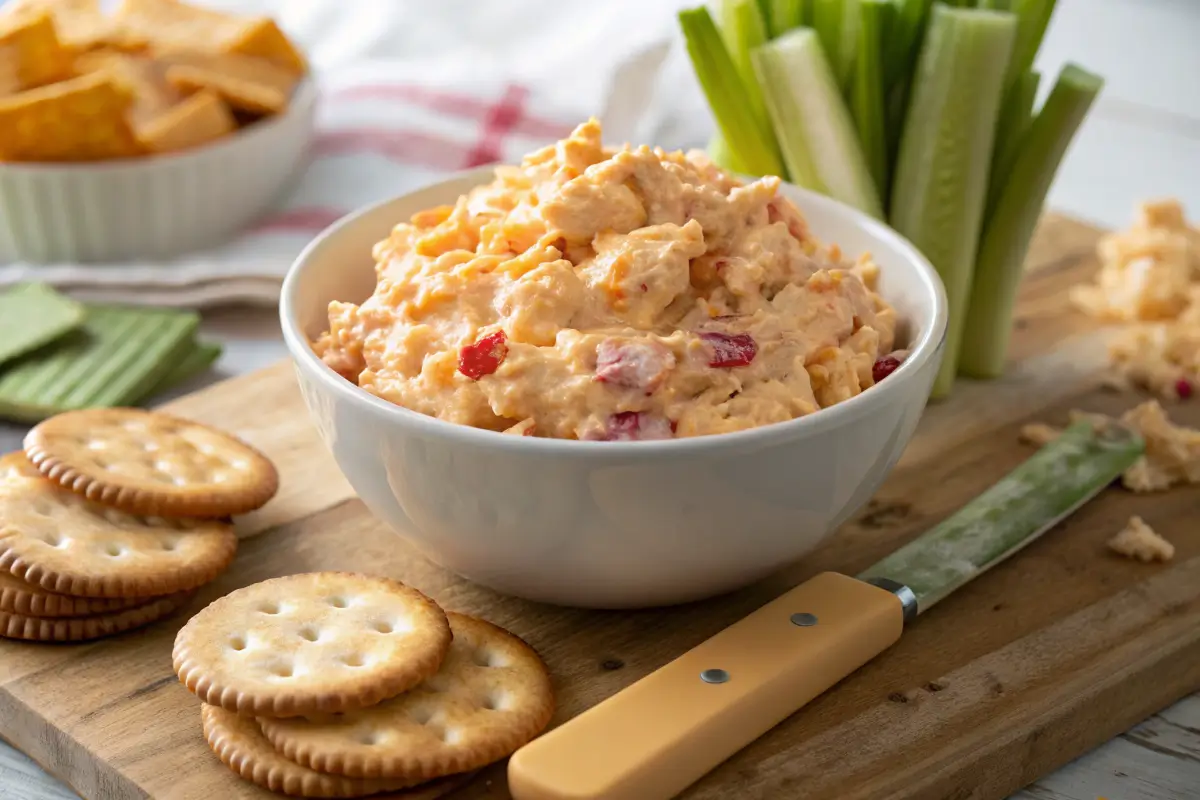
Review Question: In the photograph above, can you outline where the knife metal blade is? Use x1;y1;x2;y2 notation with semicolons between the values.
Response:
858;418;1145;612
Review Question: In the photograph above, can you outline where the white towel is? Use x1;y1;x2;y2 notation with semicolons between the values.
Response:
0;0;706;308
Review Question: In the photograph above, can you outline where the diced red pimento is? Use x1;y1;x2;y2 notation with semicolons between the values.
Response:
503;418;537;436
600;411;674;441
594;339;675;393
700;332;757;368
1176;378;1193;400
458;331;508;380
872;355;902;384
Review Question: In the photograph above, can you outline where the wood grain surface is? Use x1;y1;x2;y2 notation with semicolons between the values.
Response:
0;213;1197;800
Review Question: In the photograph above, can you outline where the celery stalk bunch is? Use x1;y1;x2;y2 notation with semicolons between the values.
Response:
678;0;1102;399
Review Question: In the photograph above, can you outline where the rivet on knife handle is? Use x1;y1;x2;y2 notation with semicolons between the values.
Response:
507;420;1144;800
507;572;905;800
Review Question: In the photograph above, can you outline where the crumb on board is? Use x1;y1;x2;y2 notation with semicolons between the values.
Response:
1107;516;1175;563
1071;199;1199;400
1018;422;1061;447
1018;400;1200;493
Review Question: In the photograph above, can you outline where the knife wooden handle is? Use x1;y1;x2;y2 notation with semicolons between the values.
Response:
507;572;904;800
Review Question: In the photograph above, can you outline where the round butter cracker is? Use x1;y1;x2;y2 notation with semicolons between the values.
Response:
258;612;554;782
201;704;421;798
0;591;193;642
0;571;144;618
173;572;452;718
0;478;237;598
0;451;40;481
24;407;279;518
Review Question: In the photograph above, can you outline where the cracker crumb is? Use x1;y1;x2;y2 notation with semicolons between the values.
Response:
1107;516;1174;563
1072;199;1200;399
1019;400;1200;493
1018;422;1061;446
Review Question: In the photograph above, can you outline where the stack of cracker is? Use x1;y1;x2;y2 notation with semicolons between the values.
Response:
0;406;278;642
0;0;307;161
174;572;556;799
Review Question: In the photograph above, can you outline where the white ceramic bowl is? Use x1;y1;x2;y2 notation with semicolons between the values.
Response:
281;167;948;609
0;78;317;264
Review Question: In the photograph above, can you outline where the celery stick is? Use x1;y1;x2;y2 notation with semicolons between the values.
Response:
882;0;932;165
1006;0;1056;88
812;0;861;89
888;5;1017;398
717;0;773;133
851;0;891;194
752;30;883;217
986;69;1040;218
958;64;1102;378
707;131;747;174
884;0;933;88
767;0;806;36
679;7;785;177
755;0;774;30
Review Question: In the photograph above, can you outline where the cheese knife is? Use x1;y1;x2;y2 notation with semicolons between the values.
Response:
507;419;1145;800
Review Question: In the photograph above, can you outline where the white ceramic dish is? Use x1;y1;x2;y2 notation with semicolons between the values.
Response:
280;166;948;609
0;78;317;264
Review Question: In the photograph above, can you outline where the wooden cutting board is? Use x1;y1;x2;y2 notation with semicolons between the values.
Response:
1;212;1197;800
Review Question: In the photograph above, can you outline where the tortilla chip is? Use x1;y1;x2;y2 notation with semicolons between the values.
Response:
137;87;234;153
161;51;297;115
0;70;141;161
0;11;73;90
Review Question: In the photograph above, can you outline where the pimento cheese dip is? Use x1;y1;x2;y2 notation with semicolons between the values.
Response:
313;119;906;441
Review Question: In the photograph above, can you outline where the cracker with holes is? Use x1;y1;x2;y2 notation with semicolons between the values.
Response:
24;407;279;518
201;704;467;799
258;612;555;783
0;590;192;642
0;450;40;480
0;570;143;617
0;476;237;598
173;573;453;718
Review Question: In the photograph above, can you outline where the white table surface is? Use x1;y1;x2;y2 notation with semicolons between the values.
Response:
3;0;1200;797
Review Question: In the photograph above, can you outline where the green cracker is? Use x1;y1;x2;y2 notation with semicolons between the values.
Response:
0;304;199;423
142;340;223;399
0;284;86;368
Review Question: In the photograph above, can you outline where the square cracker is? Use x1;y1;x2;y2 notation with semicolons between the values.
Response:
3;0;143;52
226;17;306;75
0;11;73;90
74;49;179;126
161;50;297;115
0;54;19;96
114;0;305;73
137;88;235;154
0;70;142;161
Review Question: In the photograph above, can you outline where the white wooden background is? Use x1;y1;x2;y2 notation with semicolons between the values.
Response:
2;0;1200;798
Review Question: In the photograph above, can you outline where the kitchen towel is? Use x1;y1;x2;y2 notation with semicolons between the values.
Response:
0;0;714;308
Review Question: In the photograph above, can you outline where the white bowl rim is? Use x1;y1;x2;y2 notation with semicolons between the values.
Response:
280;166;949;457
0;76;318;174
